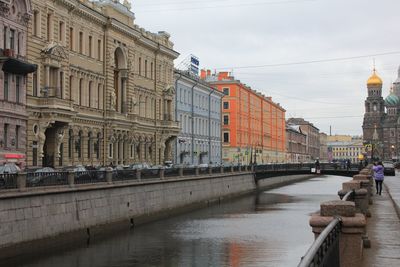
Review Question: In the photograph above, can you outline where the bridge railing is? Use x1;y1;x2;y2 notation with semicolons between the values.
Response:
298;217;341;267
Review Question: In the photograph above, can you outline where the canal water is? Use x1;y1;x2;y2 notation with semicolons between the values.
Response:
2;175;350;267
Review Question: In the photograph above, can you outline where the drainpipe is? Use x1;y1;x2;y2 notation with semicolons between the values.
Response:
191;80;199;165
208;87;216;165
174;71;183;164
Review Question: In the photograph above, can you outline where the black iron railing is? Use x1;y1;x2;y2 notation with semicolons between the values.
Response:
298;217;342;267
26;172;68;187
0;173;18;190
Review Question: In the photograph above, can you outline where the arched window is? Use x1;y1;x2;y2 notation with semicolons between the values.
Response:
77;131;83;159
373;103;377;112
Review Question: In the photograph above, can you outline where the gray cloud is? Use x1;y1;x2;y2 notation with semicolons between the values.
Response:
134;0;400;135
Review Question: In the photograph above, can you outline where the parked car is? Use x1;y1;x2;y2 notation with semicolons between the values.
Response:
383;162;396;176
129;163;150;170
62;165;93;182
0;163;21;174
27;167;61;186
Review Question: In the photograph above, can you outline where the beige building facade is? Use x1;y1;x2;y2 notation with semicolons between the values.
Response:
26;0;179;168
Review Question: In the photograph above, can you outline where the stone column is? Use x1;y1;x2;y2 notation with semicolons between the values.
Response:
339;181;369;217
310;201;366;267
68;171;75;187
106;169;113;184
17;172;27;192
353;174;372;205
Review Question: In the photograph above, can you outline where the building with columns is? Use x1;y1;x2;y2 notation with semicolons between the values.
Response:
26;0;179;168
0;0;37;168
174;70;223;166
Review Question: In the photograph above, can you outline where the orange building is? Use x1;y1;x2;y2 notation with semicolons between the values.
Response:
201;70;286;164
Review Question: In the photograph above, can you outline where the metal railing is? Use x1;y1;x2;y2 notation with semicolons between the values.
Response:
0;173;18;190
26;172;68;187
298;217;342;267
74;171;106;184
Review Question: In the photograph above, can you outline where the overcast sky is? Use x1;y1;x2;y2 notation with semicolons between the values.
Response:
132;0;400;136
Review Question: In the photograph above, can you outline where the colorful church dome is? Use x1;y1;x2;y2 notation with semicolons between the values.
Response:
367;69;383;86
385;87;400;106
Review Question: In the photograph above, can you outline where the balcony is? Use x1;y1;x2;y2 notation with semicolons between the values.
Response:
29;87;74;113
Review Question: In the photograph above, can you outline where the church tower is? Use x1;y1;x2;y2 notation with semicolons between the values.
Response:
362;69;385;145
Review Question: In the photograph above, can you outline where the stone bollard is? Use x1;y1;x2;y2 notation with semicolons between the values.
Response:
68;171;75;187
159;168;165;180
220;166;224;174
353;174;372;205
17;172;27;192
231;166;234;173
136;169;141;181
310;201;366;267
179;167;184;177
208;167;212;175
195;167;199;176
238;165;242;172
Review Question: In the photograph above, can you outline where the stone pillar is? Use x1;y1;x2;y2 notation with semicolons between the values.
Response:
160;168;165;180
220;166;224;173
208;166;212;175
106;169;113;184
310;201;366;267
353;174;372;205
231;165;234;173
179;167;184;177
17;172;27;192
68;171;75;187
136;169;141;181
195;166;199;176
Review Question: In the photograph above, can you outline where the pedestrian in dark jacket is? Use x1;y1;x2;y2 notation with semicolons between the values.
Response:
373;161;384;195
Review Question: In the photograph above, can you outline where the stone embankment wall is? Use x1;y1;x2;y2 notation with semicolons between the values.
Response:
0;172;315;251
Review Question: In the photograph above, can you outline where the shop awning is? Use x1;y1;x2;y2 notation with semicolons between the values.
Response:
2;57;37;75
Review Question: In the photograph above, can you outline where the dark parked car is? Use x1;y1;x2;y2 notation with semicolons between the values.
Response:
383;162;396;176
62;165;94;183
26;167;68;187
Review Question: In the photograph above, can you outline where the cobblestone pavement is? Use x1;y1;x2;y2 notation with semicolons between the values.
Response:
362;173;400;267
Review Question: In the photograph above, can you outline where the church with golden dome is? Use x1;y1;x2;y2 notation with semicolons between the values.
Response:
362;67;400;160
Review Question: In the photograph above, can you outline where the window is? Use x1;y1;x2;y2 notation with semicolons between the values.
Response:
79;78;83;105
69;27;74;50
108;143;113;158
16;76;20;103
68;130;73;159
3;26;6;49
145;60;148;78
87;133;92;159
59;21;65;44
97;39;101;60
88;81;92;107
151;62;154;79
98;84;101;109
47;13;52;41
223;101;229;109
138;57;142;75
17;32;21;54
88;36;92;57
15;125;20;149
223;132;230;143
130;144;134;158
33;11;39;37
223;87;229;95
4;73;9;101
223;115;229;125
77;131;82;159
59;71;64;98
96;133;101;159
3;124;8;148
79;32;83;54
33;72;38;96
9;29;15;50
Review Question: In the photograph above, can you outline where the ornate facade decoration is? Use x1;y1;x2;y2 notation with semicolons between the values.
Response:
26;0;180;168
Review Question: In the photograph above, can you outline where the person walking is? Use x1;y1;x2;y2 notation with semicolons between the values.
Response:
372;161;385;195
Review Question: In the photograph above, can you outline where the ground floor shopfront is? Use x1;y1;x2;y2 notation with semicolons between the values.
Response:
25;111;178;168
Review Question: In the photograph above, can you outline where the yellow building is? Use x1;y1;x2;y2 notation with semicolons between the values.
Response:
328;138;364;163
26;0;179;168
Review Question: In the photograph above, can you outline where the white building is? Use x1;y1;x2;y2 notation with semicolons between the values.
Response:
174;70;223;165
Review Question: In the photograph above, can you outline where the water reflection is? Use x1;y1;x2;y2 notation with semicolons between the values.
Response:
2;176;350;267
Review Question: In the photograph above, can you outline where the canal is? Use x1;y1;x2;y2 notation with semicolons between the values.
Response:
2;175;350;267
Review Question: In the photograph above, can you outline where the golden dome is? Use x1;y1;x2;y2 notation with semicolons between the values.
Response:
367;70;383;86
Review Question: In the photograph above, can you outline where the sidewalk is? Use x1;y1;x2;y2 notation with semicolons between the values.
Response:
362;174;400;267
